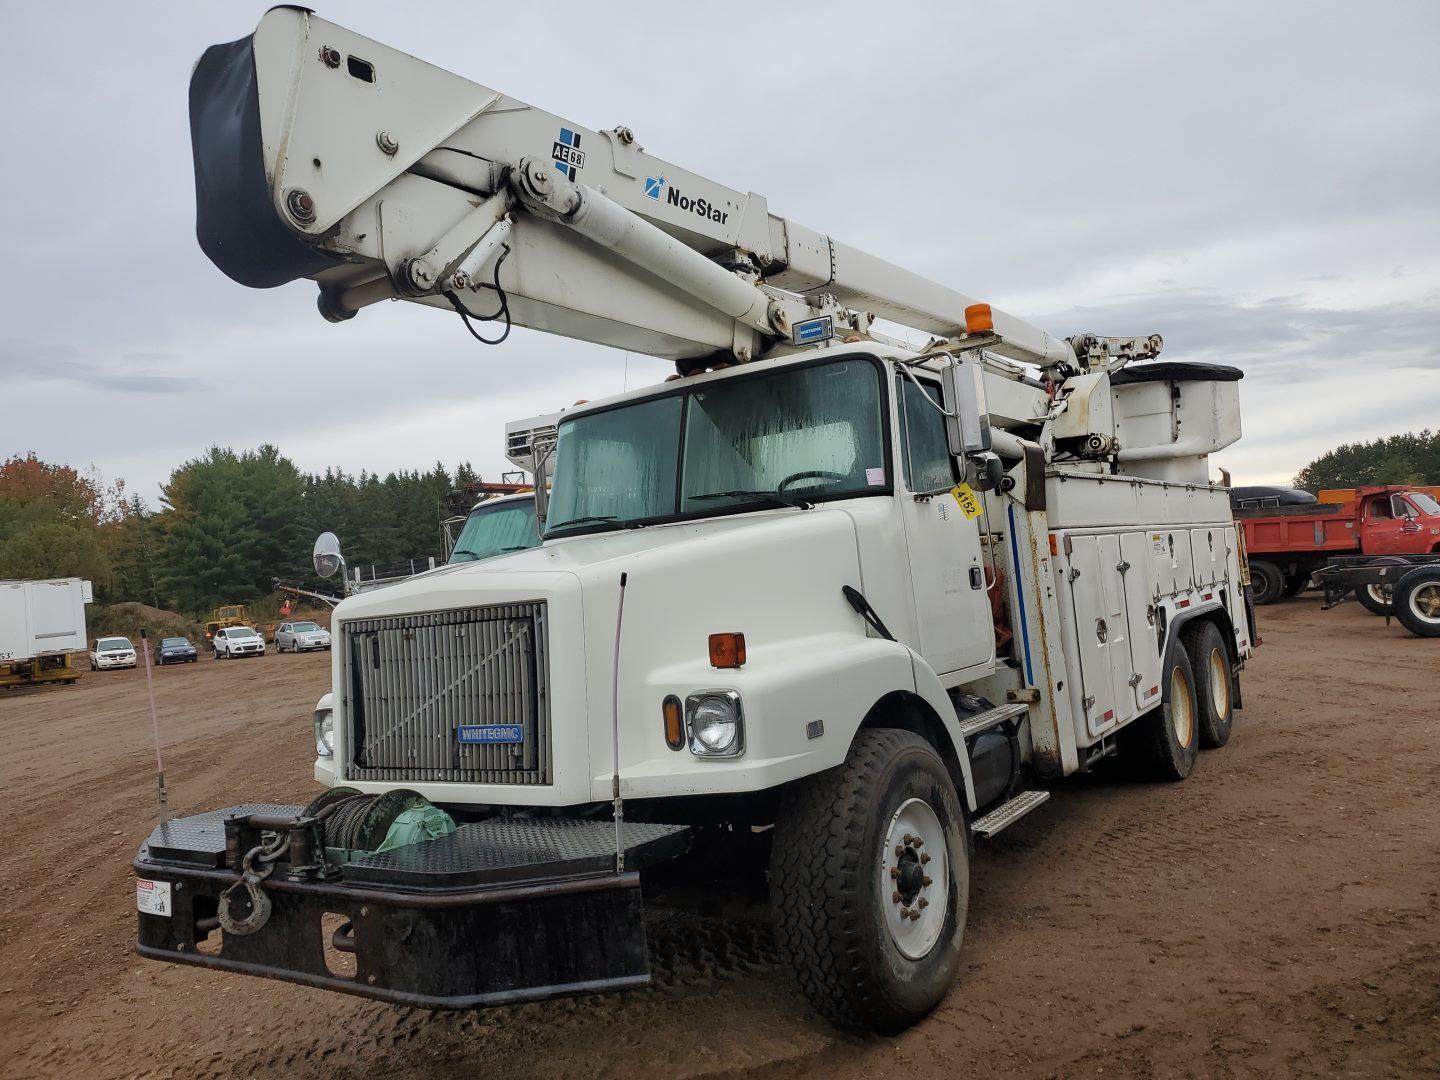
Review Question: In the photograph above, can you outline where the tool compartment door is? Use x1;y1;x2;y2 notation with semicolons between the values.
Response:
1148;528;1195;597
1190;528;1224;589
1120;532;1162;712
1062;536;1128;738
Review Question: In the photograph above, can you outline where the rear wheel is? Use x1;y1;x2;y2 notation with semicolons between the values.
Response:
1249;560;1285;605
1282;574;1307;598
1393;568;1440;638
770;728;968;1033
1131;646;1199;780
1355;556;1407;616
1186;621;1234;749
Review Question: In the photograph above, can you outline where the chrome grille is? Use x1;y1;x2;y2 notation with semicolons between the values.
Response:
341;602;550;784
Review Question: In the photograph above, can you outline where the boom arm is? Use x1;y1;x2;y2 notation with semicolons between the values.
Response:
193;8;1079;368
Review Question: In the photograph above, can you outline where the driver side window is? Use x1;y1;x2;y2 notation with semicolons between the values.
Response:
896;376;958;493
1392;495;1416;519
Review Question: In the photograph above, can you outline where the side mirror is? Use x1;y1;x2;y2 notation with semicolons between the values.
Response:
941;356;992;456
941;356;1000;491
313;532;345;579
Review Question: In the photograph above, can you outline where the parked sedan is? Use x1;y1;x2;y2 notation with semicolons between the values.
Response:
89;637;137;671
274;620;332;653
213;625;266;659
157;636;199;664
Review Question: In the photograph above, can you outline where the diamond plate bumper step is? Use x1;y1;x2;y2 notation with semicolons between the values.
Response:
971;789;1050;839
134;807;690;1009
956;702;1028;740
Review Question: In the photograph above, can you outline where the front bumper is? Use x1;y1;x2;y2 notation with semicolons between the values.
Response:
134;805;688;1008
95;655;136;669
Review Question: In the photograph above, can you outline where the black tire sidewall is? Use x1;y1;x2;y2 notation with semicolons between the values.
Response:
858;742;969;1021
1394;568;1440;638
1156;646;1200;778
1186;621;1234;749
1249;560;1284;605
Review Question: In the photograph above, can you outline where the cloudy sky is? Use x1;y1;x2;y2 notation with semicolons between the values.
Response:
3;2;1437;503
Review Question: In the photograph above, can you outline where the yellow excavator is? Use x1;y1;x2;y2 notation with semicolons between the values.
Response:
203;604;248;643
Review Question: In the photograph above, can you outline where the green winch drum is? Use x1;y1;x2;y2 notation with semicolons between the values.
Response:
302;787;456;863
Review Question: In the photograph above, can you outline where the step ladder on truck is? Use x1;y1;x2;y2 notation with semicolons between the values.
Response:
135;8;1256;1032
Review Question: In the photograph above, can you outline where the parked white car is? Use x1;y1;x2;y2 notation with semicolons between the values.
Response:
274;620;331;653
89;636;137;671
213;625;266;660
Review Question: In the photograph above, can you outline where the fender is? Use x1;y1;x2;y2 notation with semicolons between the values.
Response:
605;636;975;804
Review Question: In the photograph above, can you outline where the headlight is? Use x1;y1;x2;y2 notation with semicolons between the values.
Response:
314;708;334;757
686;690;744;758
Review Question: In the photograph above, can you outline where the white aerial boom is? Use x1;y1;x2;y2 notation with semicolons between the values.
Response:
192;8;1156;375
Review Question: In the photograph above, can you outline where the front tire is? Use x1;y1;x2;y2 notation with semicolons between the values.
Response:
1186;621;1235;749
770;728;968;1033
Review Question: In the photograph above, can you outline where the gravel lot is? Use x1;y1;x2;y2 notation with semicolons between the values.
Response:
1;595;1435;1078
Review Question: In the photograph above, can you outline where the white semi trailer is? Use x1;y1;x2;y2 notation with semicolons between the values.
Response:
0;578;92;688
135;9;1257;1032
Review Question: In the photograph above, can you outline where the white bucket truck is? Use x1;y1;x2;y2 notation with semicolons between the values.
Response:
134;9;1254;1032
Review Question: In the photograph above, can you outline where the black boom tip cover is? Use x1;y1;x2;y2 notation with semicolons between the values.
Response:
189;35;339;289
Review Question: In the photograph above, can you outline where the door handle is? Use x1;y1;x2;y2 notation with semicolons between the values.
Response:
969;566;984;589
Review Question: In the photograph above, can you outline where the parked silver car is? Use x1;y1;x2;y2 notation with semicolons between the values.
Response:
89;636;137;671
274;620;332;653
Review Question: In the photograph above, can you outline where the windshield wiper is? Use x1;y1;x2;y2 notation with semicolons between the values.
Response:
547;514;621;531
690;489;813;510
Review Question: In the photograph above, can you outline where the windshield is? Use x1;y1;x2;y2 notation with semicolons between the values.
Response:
161;638;189;647
1407;492;1440;515
546;358;886;536
290;622;321;632
230;627;258;639
449;497;540;563
98;637;131;650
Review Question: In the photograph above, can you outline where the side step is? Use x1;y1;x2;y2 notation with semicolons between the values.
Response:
971;789;1051;839
956;702;1028;740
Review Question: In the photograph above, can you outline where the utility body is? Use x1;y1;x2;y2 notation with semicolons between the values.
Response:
137;9;1256;1031
1236;485;1440;606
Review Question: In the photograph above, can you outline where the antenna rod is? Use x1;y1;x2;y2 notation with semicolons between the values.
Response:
611;572;629;873
140;628;169;824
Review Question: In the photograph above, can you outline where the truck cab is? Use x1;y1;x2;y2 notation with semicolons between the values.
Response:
1360;488;1440;556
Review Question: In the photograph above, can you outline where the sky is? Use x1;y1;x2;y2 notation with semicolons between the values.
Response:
3;1;1437;504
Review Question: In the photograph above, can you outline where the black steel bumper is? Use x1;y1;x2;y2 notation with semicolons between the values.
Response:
134;806;688;1008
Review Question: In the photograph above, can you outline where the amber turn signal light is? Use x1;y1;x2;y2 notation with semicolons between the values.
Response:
708;632;746;669
662;695;684;750
964;303;994;335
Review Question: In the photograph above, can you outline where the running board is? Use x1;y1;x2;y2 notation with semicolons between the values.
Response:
956;702;1028;740
971;790;1050;839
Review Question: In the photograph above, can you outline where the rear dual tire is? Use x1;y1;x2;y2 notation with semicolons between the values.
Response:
1248;560;1284;606
1186;621;1235;749
1131;645;1200;779
770;728;968;1033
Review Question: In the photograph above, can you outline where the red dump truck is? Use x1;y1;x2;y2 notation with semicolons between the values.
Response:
1234;486;1440;608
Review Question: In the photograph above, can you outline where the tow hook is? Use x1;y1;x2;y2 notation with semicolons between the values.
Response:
217;837;284;935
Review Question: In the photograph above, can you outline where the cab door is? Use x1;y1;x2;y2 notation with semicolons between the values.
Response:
1361;493;1417;555
894;375;994;674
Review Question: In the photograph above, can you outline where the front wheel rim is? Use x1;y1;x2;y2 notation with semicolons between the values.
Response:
1170;667;1195;747
880;797;948;960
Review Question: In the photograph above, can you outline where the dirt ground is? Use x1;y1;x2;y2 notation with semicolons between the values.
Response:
1;596;1436;1079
